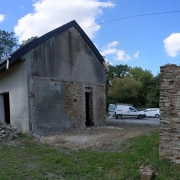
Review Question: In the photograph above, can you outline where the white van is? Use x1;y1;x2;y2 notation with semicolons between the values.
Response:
108;104;146;119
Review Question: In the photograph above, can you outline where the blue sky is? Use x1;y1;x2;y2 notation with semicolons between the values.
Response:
0;0;180;76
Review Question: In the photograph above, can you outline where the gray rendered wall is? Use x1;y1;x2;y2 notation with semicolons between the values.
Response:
25;27;106;135
30;27;106;84
29;77;70;135
0;61;30;132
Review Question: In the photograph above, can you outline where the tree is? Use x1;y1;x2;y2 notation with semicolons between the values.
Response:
106;64;130;92
107;76;142;106
0;30;18;60
128;67;154;107
146;74;160;107
21;36;38;47
106;65;160;109
106;64;130;82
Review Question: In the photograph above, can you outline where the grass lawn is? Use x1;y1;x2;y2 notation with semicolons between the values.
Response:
0;132;179;180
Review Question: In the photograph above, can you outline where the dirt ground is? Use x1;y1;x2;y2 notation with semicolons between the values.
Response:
39;122;159;152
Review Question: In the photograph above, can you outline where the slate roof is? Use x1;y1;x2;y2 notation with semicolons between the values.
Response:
0;20;105;73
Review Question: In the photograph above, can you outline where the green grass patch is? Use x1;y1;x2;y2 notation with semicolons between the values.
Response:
0;132;179;179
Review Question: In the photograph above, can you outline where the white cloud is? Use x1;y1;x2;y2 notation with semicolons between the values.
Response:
101;41;131;62
163;33;180;57
133;51;139;59
0;14;5;22
115;50;130;61
14;0;115;43
107;41;119;48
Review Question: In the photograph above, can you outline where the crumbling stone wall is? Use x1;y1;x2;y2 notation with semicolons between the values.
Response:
64;81;85;128
64;80;106;129
159;64;180;164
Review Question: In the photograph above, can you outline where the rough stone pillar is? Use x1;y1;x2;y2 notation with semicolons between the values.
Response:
159;64;180;164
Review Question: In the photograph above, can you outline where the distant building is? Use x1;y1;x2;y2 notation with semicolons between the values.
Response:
0;21;107;135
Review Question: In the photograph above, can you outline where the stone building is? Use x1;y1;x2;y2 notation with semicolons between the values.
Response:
0;21;107;135
159;64;180;164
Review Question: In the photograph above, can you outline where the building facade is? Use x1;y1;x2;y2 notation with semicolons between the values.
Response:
0;21;107;135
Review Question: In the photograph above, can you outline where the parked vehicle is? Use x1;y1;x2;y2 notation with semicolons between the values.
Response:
141;108;160;118
108;104;146;119
108;104;117;116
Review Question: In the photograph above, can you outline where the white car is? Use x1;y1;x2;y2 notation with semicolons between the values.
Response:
142;108;160;118
108;104;146;119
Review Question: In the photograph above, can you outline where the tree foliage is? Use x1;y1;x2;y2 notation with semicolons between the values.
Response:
108;77;142;104
146;74;160;107
128;67;155;107
106;64;130;91
21;36;38;47
0;30;18;60
106;65;160;108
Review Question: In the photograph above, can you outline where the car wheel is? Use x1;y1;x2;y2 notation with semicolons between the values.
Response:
138;115;143;119
116;114;122;119
155;114;160;118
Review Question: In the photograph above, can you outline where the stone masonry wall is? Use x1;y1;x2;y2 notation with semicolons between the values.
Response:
64;80;106;129
63;81;85;129
93;84;106;126
159;64;180;164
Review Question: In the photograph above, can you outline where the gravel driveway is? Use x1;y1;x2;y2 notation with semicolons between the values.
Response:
39;120;159;152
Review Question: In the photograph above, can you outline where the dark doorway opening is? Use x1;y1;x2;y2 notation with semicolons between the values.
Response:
85;92;94;126
3;93;10;124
